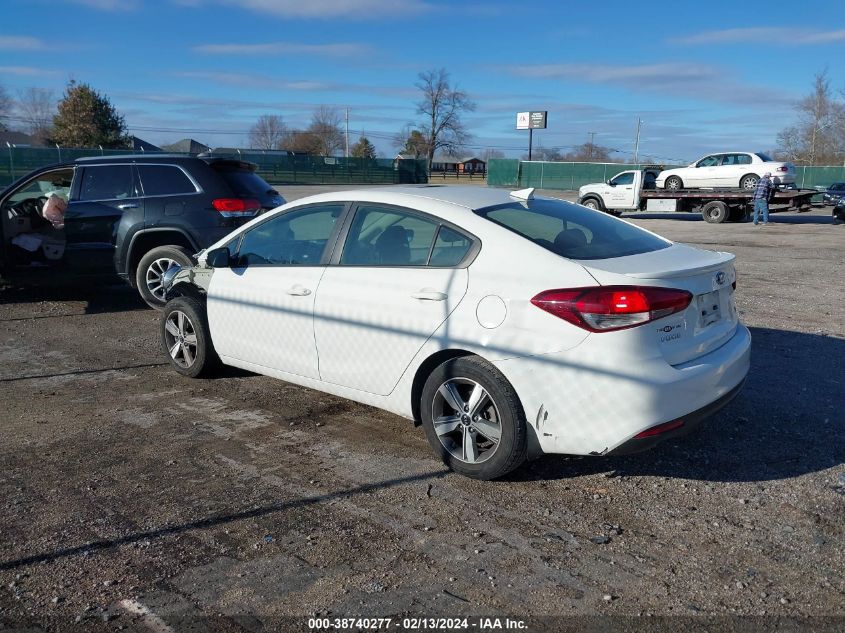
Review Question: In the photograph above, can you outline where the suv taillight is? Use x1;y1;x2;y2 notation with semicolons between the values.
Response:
531;286;692;332
212;198;261;217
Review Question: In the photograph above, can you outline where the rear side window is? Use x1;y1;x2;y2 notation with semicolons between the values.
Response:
340;206;439;266
430;226;472;267
79;165;134;201
137;165;197;196
214;168;273;197
476;200;670;260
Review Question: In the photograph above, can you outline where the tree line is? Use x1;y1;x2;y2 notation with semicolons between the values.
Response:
2;69;843;166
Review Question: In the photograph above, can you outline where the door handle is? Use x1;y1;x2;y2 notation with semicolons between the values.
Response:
412;290;447;301
286;285;312;296
117;203;138;210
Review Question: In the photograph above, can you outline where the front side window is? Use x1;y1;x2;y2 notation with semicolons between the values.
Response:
340;205;439;266
137;165;197;196
2;168;74;208
696;155;721;168
79;165;134;201
610;172;635;186
476;200;670;260
236;203;343;266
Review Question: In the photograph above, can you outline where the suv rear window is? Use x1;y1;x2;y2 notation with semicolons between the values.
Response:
475;200;670;260
212;166;273;198
137;165;197;196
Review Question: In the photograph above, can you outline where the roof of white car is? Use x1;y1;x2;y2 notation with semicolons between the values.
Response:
296;185;525;210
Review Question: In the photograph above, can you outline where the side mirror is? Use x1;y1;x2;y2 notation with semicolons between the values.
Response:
607;180;615;187
206;246;231;268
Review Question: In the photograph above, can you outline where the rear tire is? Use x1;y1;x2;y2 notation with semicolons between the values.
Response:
664;176;683;190
137;245;194;309
740;174;759;190
161;296;218;378
702;201;729;224
420;356;527;480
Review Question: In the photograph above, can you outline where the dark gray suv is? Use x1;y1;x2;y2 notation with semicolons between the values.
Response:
0;154;284;307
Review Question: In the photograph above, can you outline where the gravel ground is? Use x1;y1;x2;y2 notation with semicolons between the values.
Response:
0;186;842;632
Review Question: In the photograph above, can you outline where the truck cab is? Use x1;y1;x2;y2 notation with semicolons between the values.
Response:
578;169;656;213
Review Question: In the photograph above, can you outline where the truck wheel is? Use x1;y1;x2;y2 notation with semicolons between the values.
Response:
740;174;759;190
664;176;683;190
136;245;194;309
581;197;603;211
702;201;728;224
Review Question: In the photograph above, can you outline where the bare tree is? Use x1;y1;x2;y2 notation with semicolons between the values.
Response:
563;142;614;162
17;87;55;143
414;68;476;170
248;114;287;150
481;148;505;162
776;70;845;165
0;85;11;130
307;105;344;156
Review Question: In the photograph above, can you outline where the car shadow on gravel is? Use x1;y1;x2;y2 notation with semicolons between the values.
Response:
513;326;844;484
0;278;145;317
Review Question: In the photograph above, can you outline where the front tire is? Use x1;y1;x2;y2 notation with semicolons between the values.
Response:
136;245;194;309
420;357;527;480
581;197;602;211
161;296;218;378
664;176;684;190
740;174;759;190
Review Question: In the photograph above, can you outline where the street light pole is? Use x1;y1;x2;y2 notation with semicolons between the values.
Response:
633;118;642;165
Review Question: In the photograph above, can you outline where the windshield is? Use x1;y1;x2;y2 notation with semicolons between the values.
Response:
475;199;671;260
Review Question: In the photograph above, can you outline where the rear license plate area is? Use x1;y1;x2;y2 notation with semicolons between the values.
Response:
697;290;721;328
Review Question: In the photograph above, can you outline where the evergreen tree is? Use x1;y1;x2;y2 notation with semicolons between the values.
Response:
51;80;129;148
351;136;377;159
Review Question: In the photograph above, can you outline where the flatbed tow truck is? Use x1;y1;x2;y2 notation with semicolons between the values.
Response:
577;169;816;223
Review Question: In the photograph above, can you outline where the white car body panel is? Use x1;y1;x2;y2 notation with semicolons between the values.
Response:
197;186;750;457
655;152;795;189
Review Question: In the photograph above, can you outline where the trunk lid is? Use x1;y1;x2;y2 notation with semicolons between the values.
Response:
577;243;739;365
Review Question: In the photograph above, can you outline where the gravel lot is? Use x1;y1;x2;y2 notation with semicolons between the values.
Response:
0;185;842;632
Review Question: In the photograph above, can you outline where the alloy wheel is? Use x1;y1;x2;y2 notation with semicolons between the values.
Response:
146;257;180;302
431;377;502;464
163;310;198;368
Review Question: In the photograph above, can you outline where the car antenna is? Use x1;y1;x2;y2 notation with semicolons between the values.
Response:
510;187;535;201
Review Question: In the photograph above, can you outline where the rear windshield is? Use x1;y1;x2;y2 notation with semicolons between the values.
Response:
213;166;274;198
475;199;671;260
755;153;774;162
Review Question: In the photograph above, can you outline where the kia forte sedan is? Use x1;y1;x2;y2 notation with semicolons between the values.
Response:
159;186;750;480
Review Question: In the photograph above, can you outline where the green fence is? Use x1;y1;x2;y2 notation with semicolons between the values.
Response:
488;159;845;192
0;146;428;188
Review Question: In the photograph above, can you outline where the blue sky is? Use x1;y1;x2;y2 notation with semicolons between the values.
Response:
2;0;843;162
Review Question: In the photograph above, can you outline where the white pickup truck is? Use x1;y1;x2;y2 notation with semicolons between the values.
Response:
577;169;815;223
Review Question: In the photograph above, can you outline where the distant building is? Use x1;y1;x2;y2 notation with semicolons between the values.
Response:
398;154;486;174
131;136;163;152
160;138;211;154
0;130;43;147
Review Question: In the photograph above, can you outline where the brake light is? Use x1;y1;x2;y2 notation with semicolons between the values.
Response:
212;198;261;217
531;286;692;332
776;166;788;172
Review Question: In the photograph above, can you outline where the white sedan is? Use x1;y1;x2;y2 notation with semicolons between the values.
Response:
159;186;750;480
655;152;795;190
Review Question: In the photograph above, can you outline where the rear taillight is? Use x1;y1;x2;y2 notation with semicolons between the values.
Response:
776;166;788;172
212;198;261;217
531;286;692;332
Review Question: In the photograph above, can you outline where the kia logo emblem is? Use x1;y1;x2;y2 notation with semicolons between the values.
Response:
715;272;726;285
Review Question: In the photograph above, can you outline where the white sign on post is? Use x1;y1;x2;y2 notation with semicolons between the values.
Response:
516;112;530;130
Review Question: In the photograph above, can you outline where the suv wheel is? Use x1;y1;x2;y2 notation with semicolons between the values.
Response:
136;245;193;309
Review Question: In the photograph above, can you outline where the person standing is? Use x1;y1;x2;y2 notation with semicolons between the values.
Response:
753;172;773;225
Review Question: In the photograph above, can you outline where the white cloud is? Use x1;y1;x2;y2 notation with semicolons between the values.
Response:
193;42;372;56
498;62;791;106
0;36;46;50
209;0;432;19
65;0;139;9
671;27;845;45
0;66;60;76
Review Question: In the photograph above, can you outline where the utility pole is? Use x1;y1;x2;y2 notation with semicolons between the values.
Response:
588;131;596;161
345;108;349;159
633;118;642;165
